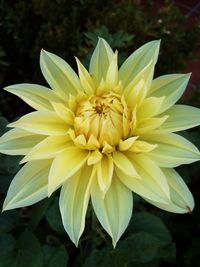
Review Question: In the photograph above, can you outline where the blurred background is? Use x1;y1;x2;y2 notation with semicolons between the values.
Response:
0;0;200;266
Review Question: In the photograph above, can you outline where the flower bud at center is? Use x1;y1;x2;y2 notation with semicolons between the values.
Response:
74;93;130;147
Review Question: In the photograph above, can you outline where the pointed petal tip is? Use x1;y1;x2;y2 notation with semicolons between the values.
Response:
112;238;118;248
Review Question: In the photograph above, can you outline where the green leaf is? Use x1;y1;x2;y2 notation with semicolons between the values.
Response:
156;242;176;263
83;248;114;267
115;232;161;263
0;234;17;267
0;234;17;256
0;210;20;234
15;231;43;267
130;212;171;242
0;116;8;135
28;197;53;230
43;245;68;267
46;197;66;235
0;154;21;174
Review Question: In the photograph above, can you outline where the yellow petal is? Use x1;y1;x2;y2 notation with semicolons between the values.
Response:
91;175;133;247
156;105;200;133
87;150;102;165
59;165;95;246
112;151;140;178
21;135;72;163
145;168;194;213
75;57;95;95
119;40;160;87
142;133;200;167
52;101;74;125
148;73;191;113
121;153;170;202
137;96;165;120
8;111;68;136
106;51;118;89
135;115;168;135
89;38;114;83
4;83;61;111
0;128;44;155
97;154;113;195
3;160;51;211
118;136;138;151
40;49;82;98
129;140;157;153
48;147;89;196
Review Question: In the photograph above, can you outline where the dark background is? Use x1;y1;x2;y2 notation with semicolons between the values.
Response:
0;1;200;266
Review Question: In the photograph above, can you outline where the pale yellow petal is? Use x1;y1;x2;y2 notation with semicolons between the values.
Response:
142;133;200;167
87;150;102;165
91;175;133;247
59;165;95;246
129;140;157;153
97;154;113;195
8;111;68;136
156;105;200;133
4;83;62;111
135;115;168;135
145;168;194;213
148;73;190;113
52;101;74;125
116;167;169;204
119;153;170;202
132;153;170;199
137;96;165;120
40;49;82;98
89;38;114;83
0;128;44;155
105;51;118;89
118;136;138;151
112;151;140;178
3;160;51;210
119;40;160;87
21;135;72;163
48;147;89;196
75;57;95;95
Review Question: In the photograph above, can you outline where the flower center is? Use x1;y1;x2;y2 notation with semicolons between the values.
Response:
74;92;131;147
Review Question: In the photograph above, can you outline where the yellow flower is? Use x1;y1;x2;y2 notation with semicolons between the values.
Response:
0;38;200;247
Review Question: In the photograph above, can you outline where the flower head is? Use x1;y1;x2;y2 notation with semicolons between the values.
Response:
1;38;200;247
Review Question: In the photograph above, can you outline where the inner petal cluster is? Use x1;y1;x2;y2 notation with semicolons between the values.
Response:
73;92;131;147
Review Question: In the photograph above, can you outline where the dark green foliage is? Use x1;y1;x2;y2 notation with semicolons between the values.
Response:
0;0;200;266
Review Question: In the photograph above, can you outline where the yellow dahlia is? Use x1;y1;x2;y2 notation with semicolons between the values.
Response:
1;39;200;246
